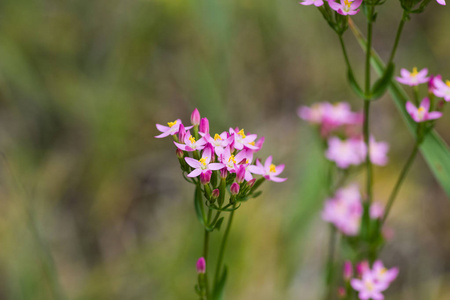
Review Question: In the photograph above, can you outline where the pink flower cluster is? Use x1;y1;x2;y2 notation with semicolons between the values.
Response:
155;108;287;183
322;184;385;236
300;0;363;15
350;260;399;300
396;67;448;123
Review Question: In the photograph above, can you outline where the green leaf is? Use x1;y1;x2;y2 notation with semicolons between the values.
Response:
349;21;450;198
212;266;228;300
214;217;224;231
251;191;262;198
194;186;205;226
347;69;366;99
370;62;394;100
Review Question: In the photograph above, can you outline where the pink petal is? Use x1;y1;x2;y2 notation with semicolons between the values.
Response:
154;131;171;138
350;279;364;291
400;68;410;78
264;156;273;170
156;123;169;132
270;176;287;182
274;164;285;176
248;165;264;175
187;168;202;178
420;97;430;111
427;111;443;120
209;163;225;170
418;68;428;78
405;101;416;115
185;157;201;168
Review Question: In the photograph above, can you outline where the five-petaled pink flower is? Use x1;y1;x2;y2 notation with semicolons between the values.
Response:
371;260;399;290
396;67;429;86
351;272;386;300
432;77;450;101
185;147;225;178
406;98;442;123
205;132;233;156
325;137;365;169
155;119;192;138
229;128;259;150
248;156;287;182
328;0;362;15
369;137;389;166
174;131;207;152
299;0;324;6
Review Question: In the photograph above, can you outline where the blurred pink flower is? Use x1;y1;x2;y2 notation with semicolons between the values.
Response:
406;98;442;123
433;77;450;101
351;273;385;300
328;0;362;15
396;67;429;86
371;260;399;290
325;137;365;169
299;0;324;6
369;137;389;166
370;202;385;219
196;257;206;274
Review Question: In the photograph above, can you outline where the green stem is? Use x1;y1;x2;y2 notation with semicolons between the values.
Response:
325;226;337;300
214;204;236;289
338;35;352;72
387;11;407;65
382;144;419;224
203;208;213;299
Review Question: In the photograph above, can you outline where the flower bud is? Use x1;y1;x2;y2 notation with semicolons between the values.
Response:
369;202;384;219
212;189;220;200
247;178;256;188
191;108;201;126
230;182;240;195
196;257;206;274
428;75;441;93
236;165;245;184
220;168;228;179
338;287;346;298
199;118;209;135
356;261;369;277
176;149;184;159
343;261;353;281
200;170;212;185
178;123;186;142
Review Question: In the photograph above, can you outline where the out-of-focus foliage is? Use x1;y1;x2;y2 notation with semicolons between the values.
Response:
0;0;449;299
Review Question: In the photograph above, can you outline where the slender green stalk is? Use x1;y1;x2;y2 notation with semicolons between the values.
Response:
338;35;353;74
203;208;212;299
382;144;419;224
214;204;236;288
387;11;407;65
325;226;337;300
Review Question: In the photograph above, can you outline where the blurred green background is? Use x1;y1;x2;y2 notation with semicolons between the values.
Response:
0;0;449;299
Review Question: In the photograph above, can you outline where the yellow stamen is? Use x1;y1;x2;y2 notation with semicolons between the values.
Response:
189;136;196;144
366;282;374;291
380;268;387;275
238;129;246;139
446;80;450;87
418;107;425;113
199;157;207;166
411;67;419;77
343;0;350;6
228;155;236;164
167;120;177;127
249;141;255;146
214;134;222;141
269;164;276;173
245;159;249;164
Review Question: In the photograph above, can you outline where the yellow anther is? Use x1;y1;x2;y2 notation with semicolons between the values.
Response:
249;141;255;146
189;136;196;144
214;134;222;141
238;129;246;139
343;0;351;6
411;67;419;77
418;107;425;113
228;155;236;164
167;120;177;127
269;164;276;173
446;80;450;87
199;157;207;166
380;268;387;275
245;159;249;164
366;282;374;291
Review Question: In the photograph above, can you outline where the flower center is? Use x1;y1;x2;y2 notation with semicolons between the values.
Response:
168;120;177;127
365;282;374;291
411;67;419;77
446;80;450;87
228;155;237;164
199;157;207;167
343;0;351;10
214;134;222;141
238;129;246;139
269;164;276;173
189;136;196;144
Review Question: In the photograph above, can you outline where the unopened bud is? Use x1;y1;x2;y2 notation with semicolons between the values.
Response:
176;149;184;159
356;261;369;277
230;182;240;195
191;108;201;126
338;287;346;298
343;261;353;281
212;189;220;200
199;118;209;135
236;165;245;184
178;123;186;142
200;170;212;185
247;178;256;188
220;168;228;179
196;257;206;274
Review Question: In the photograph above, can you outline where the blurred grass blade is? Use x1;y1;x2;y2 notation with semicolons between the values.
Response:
349;20;450;198
212;265;228;300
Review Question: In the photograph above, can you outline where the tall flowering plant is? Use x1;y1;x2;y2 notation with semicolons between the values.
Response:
299;0;448;299
155;108;286;299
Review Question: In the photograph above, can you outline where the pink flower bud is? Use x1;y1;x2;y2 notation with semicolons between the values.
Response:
178;123;186;142
356;261;369;277
370;202;384;219
212;189;220;199
230;182;240;195
199;118;209;135
196;257;206;274
428;74;441;93
220;168;228;179
338;287;346;298
247;178;256;188
200;170;212;185
176;149;184;159
236;165;245;184
343;261;353;281
191;108;201;126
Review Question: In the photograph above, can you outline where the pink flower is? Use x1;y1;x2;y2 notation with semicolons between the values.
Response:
406;98;442;123
230;182;240;195
371;260;399;290
229;128;259;150
174;131;207;152
328;0;362;15
299;0;324;6
325;137;365;169
196;257;206;274
433;77;450;101
185;147;225;178
436;0;446;5
298;102;330;124
351;273;386;300
191;108;201;126
199;118;210;135
369;137;389;166
396;67;429;86
155;119;185;138
428;75;442;93
248;156;287;182
344;261;353;281
205;132;233;156
370;202;385;219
